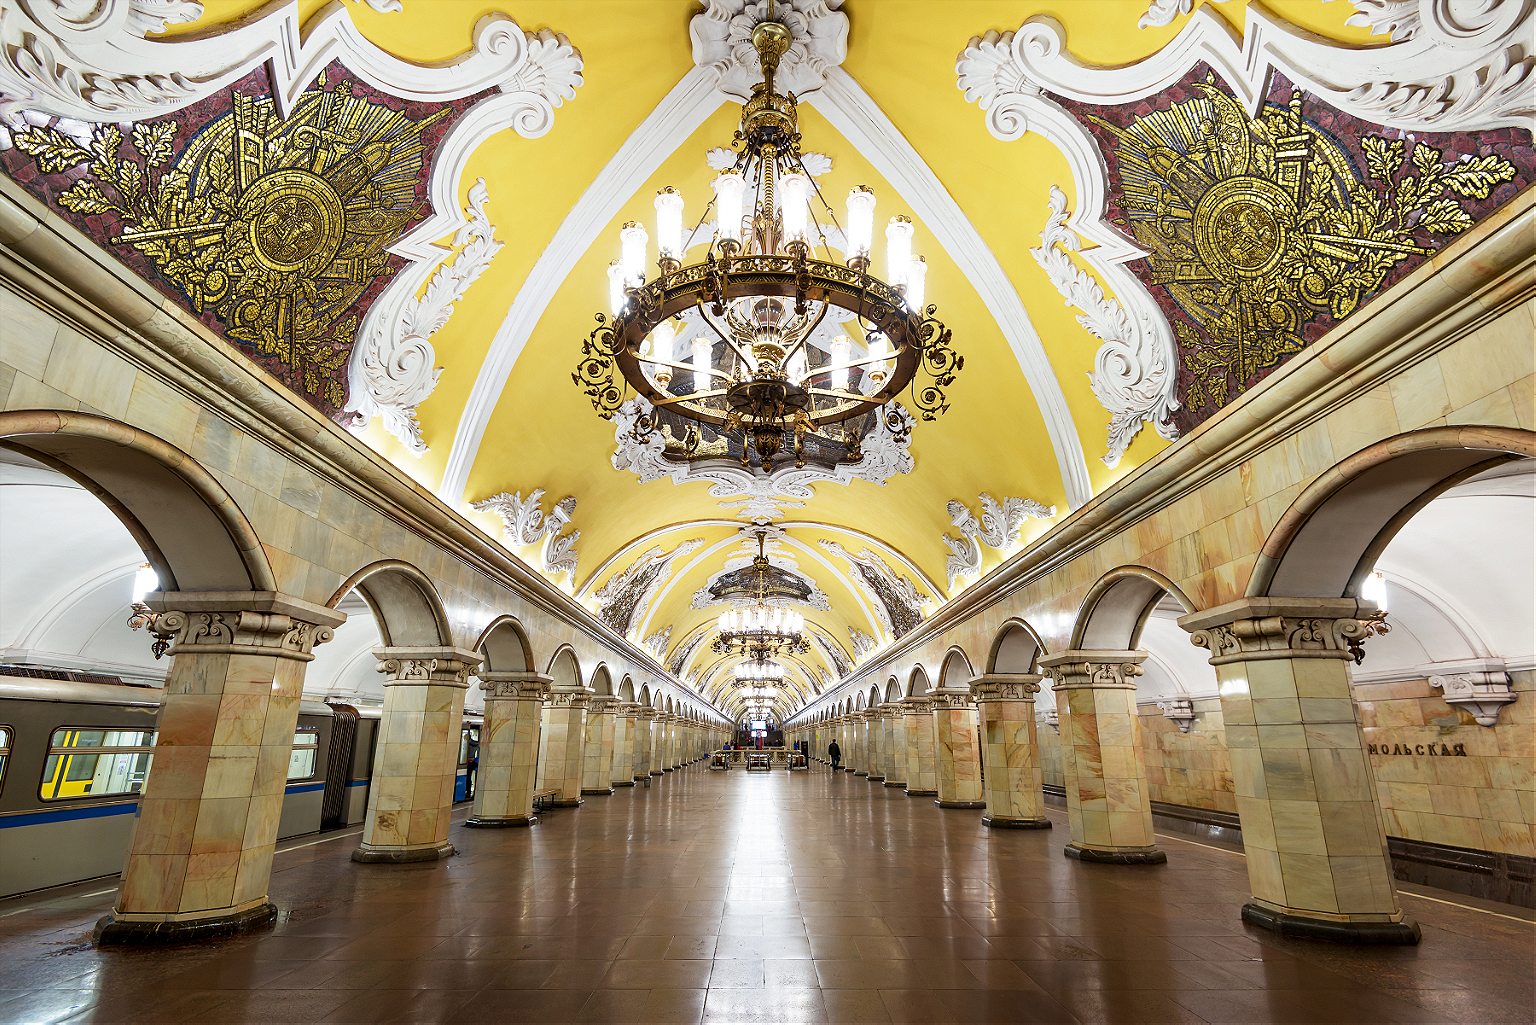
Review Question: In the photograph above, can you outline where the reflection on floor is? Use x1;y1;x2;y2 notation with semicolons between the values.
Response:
2;765;1534;1024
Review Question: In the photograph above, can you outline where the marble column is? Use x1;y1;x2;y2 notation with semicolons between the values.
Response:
1039;651;1164;864
649;713;668;776
580;696;617;796
972;674;1051;829
538;685;590;807
866;709;886;782
1182;598;1419;944
882;703;908;787
611;703;638;787
660;714;677;772
97;592;343;943
354;646;482;863
466;672;550;828
903;697;939;796
634;708;657;781
851;712;870;776
931;687;986;809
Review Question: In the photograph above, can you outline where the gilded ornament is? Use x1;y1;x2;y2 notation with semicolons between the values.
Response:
11;73;448;408
1090;79;1516;417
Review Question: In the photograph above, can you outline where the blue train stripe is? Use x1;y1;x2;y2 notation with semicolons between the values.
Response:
284;782;326;794
0;803;138;828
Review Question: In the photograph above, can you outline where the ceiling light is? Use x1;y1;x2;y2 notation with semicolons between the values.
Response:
574;18;962;471
713;529;809;660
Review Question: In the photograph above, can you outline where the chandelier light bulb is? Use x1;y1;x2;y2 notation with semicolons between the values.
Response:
845;186;875;259
886;216;913;288
713;172;746;244
607;260;627;315
906;256;927;311
830;334;851;391
655;187;684;260
779;171;811;243
620;221;648;285
692;336;711;393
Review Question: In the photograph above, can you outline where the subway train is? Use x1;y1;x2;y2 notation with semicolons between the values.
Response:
0;673;483;897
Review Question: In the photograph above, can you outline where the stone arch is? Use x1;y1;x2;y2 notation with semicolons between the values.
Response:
589;663;614;696
0;410;273;592
866;684;881;707
936;646;974;689
855;693;867;710
618;675;636;702
987;618;1047;673
546;645;581;688
1072;566;1194;651
638;683;653;707
906;664;931;698
1250;426;1536;599
474;615;535;673
329;561;452;647
884;676;901;702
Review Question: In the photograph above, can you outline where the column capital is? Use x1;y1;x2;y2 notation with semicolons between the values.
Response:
588;695;619;713
1039;650;1147;690
636;706;658;720
547;685;593;708
615;701;642;715
929;686;976;709
902;695;934;712
970;674;1044;701
146;590;346;661
478;671;552;700
1179;596;1387;665
374;646;482;688
878;702;903;716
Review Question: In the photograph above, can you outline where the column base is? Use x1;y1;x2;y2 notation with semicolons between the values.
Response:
935;799;987;809
982;815;1052;829
581;787;614;796
465;814;537;828
883;780;907;788
650;770;664;776
906;789;938;797
549;798;584;808
352;841;457;864
867;774;885;782
95;901;277;945
1064;843;1166;865
854;771;869;777
1241;902;1421;945
613;780;636;788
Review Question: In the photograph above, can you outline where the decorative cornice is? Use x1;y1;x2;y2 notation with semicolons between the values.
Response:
346;178;502;453
375;646;482;688
1156;697;1197;732
145;590;344;661
689;0;848;100
477;671;553;700
1180;597;1387;665
1039;650;1148;690
971;673;1044;702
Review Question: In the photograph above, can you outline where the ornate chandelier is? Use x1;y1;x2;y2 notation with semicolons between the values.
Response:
735;660;784;688
712;530;809;659
574;16;961;470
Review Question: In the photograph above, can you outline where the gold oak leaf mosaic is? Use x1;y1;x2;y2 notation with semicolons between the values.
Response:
11;75;446;408
1089;79;1517;415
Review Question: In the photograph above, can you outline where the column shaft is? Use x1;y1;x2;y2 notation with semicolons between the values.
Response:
903;698;939;796
973;675;1052;829
1183;598;1418;944
98;593;342;943
931;688;985;809
538;687;590;806
612;705;638;787
882;704;908;787
580;698;617;796
466;673;550;827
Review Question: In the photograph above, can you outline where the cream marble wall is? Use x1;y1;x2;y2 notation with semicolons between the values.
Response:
1139;698;1236;813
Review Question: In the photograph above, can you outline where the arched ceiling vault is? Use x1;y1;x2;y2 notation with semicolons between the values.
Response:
14;0;1514;724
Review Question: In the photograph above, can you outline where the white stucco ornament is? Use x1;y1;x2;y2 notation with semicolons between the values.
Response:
347;179;502;453
1430;670;1517;727
942;493;1056;591
690;0;849;100
473;489;581;583
1033;187;1179;466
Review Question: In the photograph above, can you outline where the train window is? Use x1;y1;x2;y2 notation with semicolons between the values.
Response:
40;727;156;802
287;730;319;781
459;726;480;767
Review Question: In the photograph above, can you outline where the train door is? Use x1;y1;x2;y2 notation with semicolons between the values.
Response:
320;703;358;830
456;724;480;802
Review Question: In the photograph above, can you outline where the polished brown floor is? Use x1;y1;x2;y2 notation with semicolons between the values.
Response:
2;764;1533;1024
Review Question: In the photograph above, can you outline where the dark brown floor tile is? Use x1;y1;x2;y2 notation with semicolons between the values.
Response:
603;958;714;990
1169;987;1446;1024
321;988;481;1023
1049;989;1212;1024
458;989;594;1024
820;988;894;1023
815;960;924;990
575;988;706;1024
702;987;829;1024
878;988;1078;1024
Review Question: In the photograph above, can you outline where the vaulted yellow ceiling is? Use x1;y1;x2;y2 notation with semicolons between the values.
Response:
164;0;1377;718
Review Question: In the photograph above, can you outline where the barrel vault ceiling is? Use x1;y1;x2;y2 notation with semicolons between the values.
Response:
13;0;1512;720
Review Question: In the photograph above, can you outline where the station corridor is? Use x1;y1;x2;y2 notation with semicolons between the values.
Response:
3;764;1531;1025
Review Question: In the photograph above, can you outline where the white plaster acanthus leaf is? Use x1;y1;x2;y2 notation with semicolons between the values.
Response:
346;178;501;453
351;0;404;13
1033;186;1179;465
612;397;915;520
643;625;672;659
848;628;876;660
958;5;1534;136
690;0;849;100
473;489;580;582
942;492;1055;591
1137;0;1237;30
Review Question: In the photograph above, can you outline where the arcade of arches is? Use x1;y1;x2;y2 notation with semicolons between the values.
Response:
0;2;1532;1023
